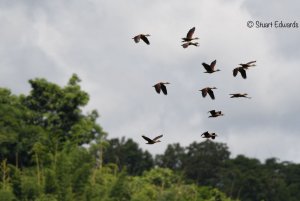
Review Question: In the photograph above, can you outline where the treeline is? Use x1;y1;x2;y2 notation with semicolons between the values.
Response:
0;75;299;201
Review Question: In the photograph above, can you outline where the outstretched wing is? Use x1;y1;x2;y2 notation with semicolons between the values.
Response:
186;27;195;39
246;60;256;65
233;68;239;77
202;63;211;72
201;89;207;98
154;84;161;94
160;84;168;95
142;135;153;143
207;89;215;100
210;60;217;70
181;42;189;48
201;131;209;137
133;35;141;43
209;110;216;115
239;68;247;79
140;35;150;45
153;135;163;141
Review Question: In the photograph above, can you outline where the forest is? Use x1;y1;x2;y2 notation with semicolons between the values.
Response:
1;74;300;201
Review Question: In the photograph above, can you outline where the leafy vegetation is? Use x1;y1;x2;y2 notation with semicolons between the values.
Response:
1;75;299;201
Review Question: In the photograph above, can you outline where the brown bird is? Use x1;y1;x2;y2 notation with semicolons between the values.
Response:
182;42;199;48
202;60;220;73
182;27;199;42
239;60;256;68
142;135;163;144
153;82;170;95
132;34;150;45
233;61;256;79
199;87;217;100
201;131;218;140
230;93;251;99
208;110;224;118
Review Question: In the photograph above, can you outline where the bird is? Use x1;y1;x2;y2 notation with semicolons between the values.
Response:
199;87;217;100
239;60;256;68
230;93;251;99
201;131;218;140
181;42;199;48
208;110;224;118
153;82;170;95
132;34;150;45
142;135;163;144
182;27;199;42
233;61;256;79
202;60;220;73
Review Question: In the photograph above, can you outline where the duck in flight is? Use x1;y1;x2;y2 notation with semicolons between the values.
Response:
202;60;220;74
182;27;199;42
233;61;256;79
201;131;218;140
199;87;217;100
132;34;151;45
208;110;224;118
230;93;251;99
142;135;163;144
182;41;199;48
153;82;170;95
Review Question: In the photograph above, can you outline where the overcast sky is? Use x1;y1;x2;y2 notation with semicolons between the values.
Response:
0;0;299;162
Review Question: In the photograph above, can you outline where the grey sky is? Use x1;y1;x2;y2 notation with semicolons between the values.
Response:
0;0;299;162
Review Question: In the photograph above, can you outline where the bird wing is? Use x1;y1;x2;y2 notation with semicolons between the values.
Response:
209;110;216;115
133;35;141;43
202;63;212;72
246;60;256;65
153;135;163;141
239;68;247;79
142;135;153;143
160;84;168;95
210;60;217;70
186;27;195;39
207;89;215;100
154;84;161;94
233;68;240;77
181;42;189;48
201;89;207;97
140;35;150;45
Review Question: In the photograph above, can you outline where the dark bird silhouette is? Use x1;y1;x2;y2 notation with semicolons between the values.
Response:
142;135;163;144
202;60;220;73
201;131;218;140
208;110;224;118
132;34;150;45
181;42;199;48
239;60;256;68
233;61;256;79
199;87;217;100
153;82;170;95
182;27;199;42
230;93;251;99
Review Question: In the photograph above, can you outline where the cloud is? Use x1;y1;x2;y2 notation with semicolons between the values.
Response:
0;0;299;162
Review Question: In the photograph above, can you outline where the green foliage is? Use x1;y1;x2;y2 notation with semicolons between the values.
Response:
103;137;154;175
0;189;15;201
1;75;300;201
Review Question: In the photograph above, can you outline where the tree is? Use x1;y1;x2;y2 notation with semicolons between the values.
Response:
155;143;185;171
183;140;230;186
23;74;104;150
103;137;154;175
